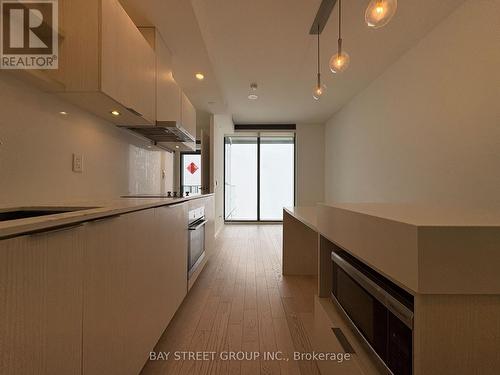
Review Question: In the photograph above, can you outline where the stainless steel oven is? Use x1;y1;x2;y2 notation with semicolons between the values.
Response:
331;250;414;375
188;207;207;278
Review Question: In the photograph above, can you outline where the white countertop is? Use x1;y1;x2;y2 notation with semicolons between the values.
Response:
284;206;317;231
321;202;500;227
0;194;214;239
317;202;500;295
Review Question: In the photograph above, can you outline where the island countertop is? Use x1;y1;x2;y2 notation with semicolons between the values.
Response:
317;202;500;295
283;206;317;231
0;194;214;240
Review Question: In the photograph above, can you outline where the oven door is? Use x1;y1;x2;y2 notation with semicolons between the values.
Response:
188;218;207;277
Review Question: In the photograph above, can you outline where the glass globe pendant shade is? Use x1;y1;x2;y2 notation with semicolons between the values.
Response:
329;51;350;74
365;0;397;29
312;83;327;100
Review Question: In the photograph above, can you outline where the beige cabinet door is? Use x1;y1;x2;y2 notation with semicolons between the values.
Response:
154;203;188;327
100;0;156;123
0;225;85;375
181;92;197;139
83;210;160;375
156;32;182;124
83;206;188;375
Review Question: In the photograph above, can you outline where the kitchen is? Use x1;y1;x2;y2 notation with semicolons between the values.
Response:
0;0;499;375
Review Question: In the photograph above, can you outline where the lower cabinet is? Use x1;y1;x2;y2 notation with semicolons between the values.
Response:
0;202;190;375
0;225;85;375
83;205;188;375
154;204;188;329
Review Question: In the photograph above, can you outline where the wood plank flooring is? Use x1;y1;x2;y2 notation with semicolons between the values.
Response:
139;225;334;375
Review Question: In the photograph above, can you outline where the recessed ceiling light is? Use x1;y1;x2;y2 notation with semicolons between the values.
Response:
59;111;68;115
248;94;258;100
195;73;205;80
110;110;121;116
175;145;180;149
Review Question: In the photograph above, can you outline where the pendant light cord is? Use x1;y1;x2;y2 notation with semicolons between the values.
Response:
338;0;343;53
317;24;321;87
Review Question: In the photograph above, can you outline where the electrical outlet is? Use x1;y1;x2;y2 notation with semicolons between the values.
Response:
73;154;83;173
161;169;166;180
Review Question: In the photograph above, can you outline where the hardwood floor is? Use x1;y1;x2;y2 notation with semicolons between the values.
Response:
139;224;349;375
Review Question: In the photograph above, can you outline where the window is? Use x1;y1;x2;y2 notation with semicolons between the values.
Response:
181;152;202;196
224;135;295;221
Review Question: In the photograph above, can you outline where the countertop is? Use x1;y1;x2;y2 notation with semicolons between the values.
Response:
284;206;317;231
321;202;500;227
0;194;214;240
317;202;500;295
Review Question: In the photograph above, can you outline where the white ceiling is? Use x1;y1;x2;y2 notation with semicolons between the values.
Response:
121;0;464;124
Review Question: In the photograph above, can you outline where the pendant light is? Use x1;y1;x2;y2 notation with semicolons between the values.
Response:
329;0;350;74
365;0;397;29
313;25;327;100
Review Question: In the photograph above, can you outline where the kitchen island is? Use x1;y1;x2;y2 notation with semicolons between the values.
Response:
282;206;318;275
315;203;500;375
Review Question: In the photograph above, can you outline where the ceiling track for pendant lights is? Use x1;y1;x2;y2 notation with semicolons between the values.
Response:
308;0;398;98
309;0;398;35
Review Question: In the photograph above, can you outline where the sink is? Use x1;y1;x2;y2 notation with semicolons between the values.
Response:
0;207;99;222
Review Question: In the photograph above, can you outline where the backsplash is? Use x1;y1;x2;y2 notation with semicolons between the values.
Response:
128;145;174;195
0;73;174;207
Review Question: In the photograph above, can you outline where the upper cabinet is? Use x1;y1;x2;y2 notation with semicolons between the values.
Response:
140;27;196;151
181;92;197;142
53;0;156;125
154;31;182;125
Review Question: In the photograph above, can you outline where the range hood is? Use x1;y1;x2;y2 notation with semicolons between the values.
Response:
119;121;195;143
118;121;196;152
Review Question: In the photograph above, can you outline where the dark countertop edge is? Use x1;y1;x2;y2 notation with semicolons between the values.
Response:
0;194;214;240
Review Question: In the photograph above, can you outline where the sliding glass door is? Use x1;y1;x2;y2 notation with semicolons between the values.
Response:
224;135;295;222
260;136;295;220
224;137;258;220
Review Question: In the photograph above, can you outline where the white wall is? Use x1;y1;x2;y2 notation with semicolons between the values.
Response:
296;123;324;206
324;0;500;206
0;73;174;206
210;114;234;234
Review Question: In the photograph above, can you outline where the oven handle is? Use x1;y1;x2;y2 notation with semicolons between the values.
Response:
188;219;208;231
331;251;414;329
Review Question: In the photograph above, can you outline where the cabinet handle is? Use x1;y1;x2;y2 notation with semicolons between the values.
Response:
87;214;122;224
125;107;143;117
29;223;85;236
164;203;185;208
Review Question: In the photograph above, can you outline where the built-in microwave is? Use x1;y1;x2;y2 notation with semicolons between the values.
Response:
331;250;414;375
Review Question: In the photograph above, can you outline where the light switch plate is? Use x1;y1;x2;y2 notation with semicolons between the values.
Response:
73;154;83;173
